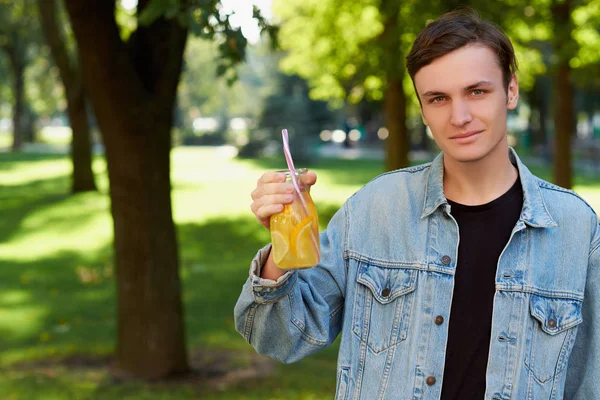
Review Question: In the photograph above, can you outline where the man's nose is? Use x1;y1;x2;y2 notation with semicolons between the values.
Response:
450;99;473;127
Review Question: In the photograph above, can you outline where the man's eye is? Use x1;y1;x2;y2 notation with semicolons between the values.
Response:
430;96;445;103
472;89;485;96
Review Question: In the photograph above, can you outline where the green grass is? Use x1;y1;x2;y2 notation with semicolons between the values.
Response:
0;147;598;399
0;147;375;399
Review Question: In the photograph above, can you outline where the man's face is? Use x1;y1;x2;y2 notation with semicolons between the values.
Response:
414;44;519;164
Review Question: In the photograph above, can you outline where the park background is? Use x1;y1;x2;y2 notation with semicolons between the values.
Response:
1;0;600;399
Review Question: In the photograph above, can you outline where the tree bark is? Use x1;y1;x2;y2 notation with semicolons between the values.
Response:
69;90;96;192
384;78;408;170
553;63;574;188
21;104;37;143
551;0;574;189
65;0;189;378
528;77;547;150
4;43;25;151
39;0;97;193
380;0;409;171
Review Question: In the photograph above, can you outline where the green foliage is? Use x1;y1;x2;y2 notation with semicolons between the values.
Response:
503;0;600;88
0;0;57;136
177;36;283;144
116;0;138;40
0;0;39;41
275;0;385;105
571;0;600;85
25;46;66;117
273;0;600;111
138;0;277;84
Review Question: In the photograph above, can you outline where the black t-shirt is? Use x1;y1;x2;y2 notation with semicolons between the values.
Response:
440;177;523;400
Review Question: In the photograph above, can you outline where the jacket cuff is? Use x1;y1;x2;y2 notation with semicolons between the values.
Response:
250;244;298;304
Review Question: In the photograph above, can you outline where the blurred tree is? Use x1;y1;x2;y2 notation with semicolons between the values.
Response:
275;0;548;170
243;63;336;161
181;42;241;115
551;0;577;188
64;0;273;379
0;0;40;150
275;0;424;170
379;0;408;170
38;0;97;193
508;0;600;188
177;36;264;137
572;0;600;86
526;74;552;150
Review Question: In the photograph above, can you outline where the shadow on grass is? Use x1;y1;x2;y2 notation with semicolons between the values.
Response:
0;153;344;397
177;214;340;397
0;249;116;365
0;176;70;241
0;152;67;171
0;174;108;244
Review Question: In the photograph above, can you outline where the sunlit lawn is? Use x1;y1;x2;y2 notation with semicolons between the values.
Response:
0;146;598;399
0;147;377;399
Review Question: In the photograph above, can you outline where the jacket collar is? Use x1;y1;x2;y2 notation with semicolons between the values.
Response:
421;147;557;228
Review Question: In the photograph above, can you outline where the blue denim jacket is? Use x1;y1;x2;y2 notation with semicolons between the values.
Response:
234;149;600;400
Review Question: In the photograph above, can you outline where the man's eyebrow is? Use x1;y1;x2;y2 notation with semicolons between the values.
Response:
420;80;494;98
464;80;493;91
421;90;447;98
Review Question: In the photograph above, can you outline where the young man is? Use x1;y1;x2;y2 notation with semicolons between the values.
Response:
235;9;599;400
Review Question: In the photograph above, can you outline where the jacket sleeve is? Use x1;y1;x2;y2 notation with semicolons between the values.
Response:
233;202;348;364
564;216;600;398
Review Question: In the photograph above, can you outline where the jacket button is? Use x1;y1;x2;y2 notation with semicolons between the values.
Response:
441;255;451;265
548;318;557;328
435;315;444;325
426;376;436;386
381;288;391;297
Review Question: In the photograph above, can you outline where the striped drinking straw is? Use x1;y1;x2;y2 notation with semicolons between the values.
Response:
281;129;320;259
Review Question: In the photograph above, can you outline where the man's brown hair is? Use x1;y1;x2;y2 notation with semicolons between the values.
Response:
406;8;518;94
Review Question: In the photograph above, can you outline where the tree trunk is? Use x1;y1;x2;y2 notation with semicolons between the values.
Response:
552;0;574;189
39;0;97;193
379;0;409;171
107;119;187;378
68;91;97;192
65;0;189;378
22;105;37;143
553;63;574;188
528;78;545;149
539;91;549;149
5;45;25;151
384;78;408;170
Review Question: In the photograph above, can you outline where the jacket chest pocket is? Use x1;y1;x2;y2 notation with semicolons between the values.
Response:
352;263;417;354
524;294;583;384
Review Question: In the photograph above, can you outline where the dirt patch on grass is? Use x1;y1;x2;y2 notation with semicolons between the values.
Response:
189;348;276;391
8;348;276;391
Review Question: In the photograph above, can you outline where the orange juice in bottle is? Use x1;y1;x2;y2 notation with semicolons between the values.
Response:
270;168;320;269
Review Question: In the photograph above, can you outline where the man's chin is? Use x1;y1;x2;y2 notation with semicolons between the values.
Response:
443;146;491;164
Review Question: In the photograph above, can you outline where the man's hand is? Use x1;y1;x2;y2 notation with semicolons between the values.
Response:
250;170;317;229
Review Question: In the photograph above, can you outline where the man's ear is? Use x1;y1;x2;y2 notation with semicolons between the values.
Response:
507;74;519;110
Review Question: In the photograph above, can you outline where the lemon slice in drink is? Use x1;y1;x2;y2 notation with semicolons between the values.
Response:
292;219;319;266
271;231;290;265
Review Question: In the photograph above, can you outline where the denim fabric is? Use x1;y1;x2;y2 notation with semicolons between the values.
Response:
234;148;600;400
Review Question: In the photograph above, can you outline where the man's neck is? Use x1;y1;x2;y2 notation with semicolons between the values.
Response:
443;142;518;206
